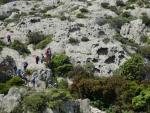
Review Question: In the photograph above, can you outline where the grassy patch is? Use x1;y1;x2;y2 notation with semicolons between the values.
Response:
0;76;24;94
11;40;31;55
76;13;87;18
35;35;53;49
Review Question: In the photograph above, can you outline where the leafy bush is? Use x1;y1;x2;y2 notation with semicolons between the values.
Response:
101;2;109;8
81;37;89;42
0;0;8;4
132;88;150;112
23;93;47;113
76;13;87;18
0;76;24;94
51;54;72;76
11;40;30;55
103;38;110;44
68;38;79;45
57;79;68;89
116;0;125;6
35;35;53;49
27;31;45;44
80;8;89;13
0;40;6;52
138;46;150;59
110;16;130;32
120;54;144;80
141;13;150;26
47;89;72;109
55;64;73;76
51;54;70;68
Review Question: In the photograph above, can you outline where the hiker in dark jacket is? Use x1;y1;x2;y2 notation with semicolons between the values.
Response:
23;62;28;70
35;56;40;64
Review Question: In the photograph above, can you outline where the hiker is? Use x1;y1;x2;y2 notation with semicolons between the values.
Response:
23;62;28;70
16;69;22;77
22;72;28;85
31;76;36;87
35;56;40;64
41;54;45;63
5;31;13;44
45;48;52;60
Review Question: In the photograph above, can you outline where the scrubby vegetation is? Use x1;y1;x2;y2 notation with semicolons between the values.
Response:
68;37;79;45
11;40;31;55
0;40;6;52
27;32;53;49
35;34;53;49
0;76;24;94
51;54;73;76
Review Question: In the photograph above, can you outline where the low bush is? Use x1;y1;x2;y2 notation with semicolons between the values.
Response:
35;35;53;49
81;37;89;42
0;76;24;94
138;46;150;59
51;54;72;76
0;40;6;52
11;40;30;55
76;13;87;18
68;37;79;45
80;8;89;13
116;0;125;6
141;13;150;26
23;93;47;113
120;54;144;81
101;2;109;8
51;54;70;68
103;38;110;44
27;31;45;45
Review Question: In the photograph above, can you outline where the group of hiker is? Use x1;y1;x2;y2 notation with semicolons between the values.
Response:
4;31;53;88
34;47;52;64
14;47;52;88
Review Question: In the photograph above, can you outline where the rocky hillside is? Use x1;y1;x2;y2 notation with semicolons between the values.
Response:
0;0;150;75
1;0;150;113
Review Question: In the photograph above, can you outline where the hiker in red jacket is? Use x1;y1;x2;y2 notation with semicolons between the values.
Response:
45;48;52;60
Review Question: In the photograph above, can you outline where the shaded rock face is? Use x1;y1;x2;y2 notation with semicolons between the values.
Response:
0;87;27;113
0;56;16;83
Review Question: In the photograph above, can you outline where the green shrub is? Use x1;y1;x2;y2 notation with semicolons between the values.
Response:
108;6;121;15
116;0;125;6
103;38;110;44
0;0;8;4
11;40;30;55
80;8;89;13
35;35;53;49
120;54;144;80
141;13;150;26
7;76;24;86
55;64;73;76
58;79;68;89
110;16;130;32
121;11;131;18
101;2;109;8
27;31;45;44
0;40;6;52
47;89;72;109
51;54;70;69
68;38;79;45
132;88;150;112
76;13;87;18
23;93;47;113
0;76;24;94
81;37;89;42
138;46;150;59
